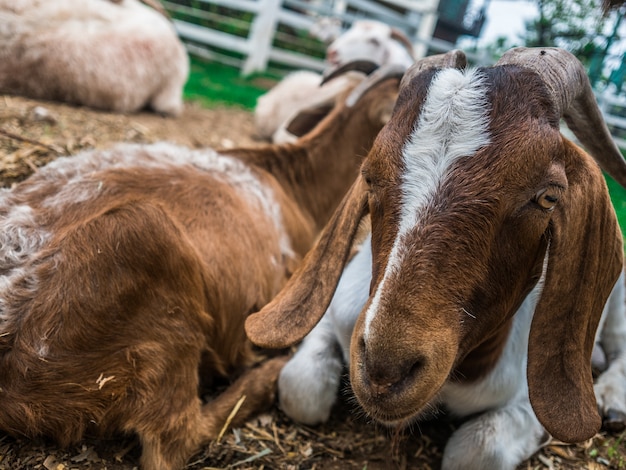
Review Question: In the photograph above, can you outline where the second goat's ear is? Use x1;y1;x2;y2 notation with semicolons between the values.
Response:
285;104;335;138
245;176;370;348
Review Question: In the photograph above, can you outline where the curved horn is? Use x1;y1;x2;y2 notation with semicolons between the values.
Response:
399;49;467;89
390;27;416;59
496;47;626;188
321;60;380;86
320;60;404;108
345;63;407;107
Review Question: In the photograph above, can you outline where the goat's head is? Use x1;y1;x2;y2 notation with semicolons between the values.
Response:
326;20;414;67
246;48;626;443
281;60;406;142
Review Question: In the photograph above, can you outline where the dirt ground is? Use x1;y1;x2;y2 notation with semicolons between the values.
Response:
0;95;625;470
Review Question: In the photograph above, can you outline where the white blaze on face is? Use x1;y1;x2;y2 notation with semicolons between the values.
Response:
363;68;492;339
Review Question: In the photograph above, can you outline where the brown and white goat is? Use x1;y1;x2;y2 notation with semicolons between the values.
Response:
246;48;626;469
0;64;401;470
0;0;188;115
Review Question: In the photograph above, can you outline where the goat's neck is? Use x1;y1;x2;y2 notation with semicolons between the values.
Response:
226;126;368;231
453;318;513;382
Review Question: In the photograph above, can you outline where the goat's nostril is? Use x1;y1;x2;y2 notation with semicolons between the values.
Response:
408;358;423;379
368;378;394;397
363;351;425;398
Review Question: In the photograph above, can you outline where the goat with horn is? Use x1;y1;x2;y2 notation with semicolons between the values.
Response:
246;47;626;469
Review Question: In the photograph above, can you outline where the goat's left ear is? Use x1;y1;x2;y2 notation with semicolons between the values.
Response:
245;176;370;348
528;143;624;443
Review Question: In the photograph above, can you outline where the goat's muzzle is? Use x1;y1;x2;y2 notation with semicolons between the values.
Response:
349;305;459;423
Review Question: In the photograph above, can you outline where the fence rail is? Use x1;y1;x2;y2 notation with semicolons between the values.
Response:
164;0;441;76
597;89;626;150
162;1;626;149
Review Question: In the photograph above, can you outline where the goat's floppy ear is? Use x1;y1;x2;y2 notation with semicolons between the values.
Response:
245;176;370;348
527;145;624;443
284;103;335;138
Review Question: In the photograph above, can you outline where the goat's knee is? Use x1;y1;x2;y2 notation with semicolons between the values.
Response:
278;317;343;425
442;402;547;470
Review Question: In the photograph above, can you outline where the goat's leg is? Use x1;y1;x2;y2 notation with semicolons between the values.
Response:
200;355;288;435
278;235;372;424
441;396;548;470
139;355;286;470
278;313;344;424
595;271;626;431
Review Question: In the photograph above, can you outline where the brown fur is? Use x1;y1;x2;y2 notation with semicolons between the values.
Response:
246;50;626;443
0;76;400;469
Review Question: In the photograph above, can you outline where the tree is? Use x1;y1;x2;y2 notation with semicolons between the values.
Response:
521;0;610;64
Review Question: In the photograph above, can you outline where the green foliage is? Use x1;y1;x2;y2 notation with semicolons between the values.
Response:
607;172;626;243
607;149;626;243
521;0;608;64
166;1;253;37
183;57;278;110
273;23;327;59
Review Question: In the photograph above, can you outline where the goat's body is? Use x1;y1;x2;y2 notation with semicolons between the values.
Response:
254;71;324;141
279;239;626;469
0;143;304;468
0;69;401;469
0;0;188;115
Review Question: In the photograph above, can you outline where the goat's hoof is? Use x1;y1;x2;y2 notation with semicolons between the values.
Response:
603;409;626;433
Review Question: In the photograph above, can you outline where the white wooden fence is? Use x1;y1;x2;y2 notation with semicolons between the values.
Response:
598;89;626;150
162;0;441;76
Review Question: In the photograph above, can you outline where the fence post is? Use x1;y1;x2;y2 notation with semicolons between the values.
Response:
242;0;282;75
413;0;439;59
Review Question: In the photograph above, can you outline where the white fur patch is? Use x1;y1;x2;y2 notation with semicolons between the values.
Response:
364;68;491;338
0;198;49;320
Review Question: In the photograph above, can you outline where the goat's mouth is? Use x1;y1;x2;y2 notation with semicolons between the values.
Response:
359;401;434;426
350;362;448;426
353;384;444;426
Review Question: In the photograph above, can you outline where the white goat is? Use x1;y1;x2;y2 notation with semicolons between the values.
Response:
326;19;415;69
0;62;402;470
0;0;188;115
247;48;626;469
254;19;415;143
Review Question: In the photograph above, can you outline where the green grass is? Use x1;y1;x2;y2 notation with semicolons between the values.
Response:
183;57;279;110
607;173;626;241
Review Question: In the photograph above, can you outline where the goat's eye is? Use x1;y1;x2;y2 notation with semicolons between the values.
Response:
534;188;559;211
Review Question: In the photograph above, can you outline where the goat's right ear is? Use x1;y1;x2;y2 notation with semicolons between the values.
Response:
527;145;624;443
245;176;370;348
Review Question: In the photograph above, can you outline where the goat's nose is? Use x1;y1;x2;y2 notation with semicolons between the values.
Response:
359;338;424;397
